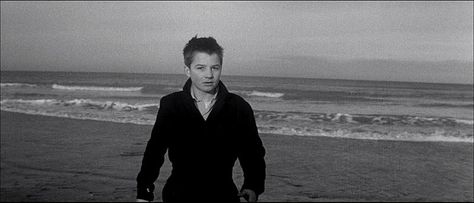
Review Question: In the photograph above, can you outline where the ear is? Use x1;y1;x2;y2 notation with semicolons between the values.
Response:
184;66;191;78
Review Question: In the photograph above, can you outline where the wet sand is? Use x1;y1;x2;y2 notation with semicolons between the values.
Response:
1;111;473;202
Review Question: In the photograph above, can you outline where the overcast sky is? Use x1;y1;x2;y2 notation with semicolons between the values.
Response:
1;1;473;84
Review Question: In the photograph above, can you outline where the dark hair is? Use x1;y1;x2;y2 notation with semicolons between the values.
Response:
183;35;224;67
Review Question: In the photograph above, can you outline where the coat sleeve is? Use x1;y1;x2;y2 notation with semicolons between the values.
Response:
237;101;266;195
136;96;172;201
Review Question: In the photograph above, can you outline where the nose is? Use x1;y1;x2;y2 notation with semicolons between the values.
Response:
204;68;213;79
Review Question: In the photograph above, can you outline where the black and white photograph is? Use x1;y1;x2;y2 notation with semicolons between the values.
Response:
1;1;473;202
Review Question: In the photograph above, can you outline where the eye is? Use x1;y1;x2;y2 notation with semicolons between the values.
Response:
212;66;221;70
196;66;204;70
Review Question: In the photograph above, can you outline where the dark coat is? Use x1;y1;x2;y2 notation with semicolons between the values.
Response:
136;79;266;201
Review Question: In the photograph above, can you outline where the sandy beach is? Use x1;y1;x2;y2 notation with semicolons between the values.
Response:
1;111;473;202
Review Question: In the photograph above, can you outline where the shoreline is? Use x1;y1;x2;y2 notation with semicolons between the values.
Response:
1;111;473;201
1;109;472;144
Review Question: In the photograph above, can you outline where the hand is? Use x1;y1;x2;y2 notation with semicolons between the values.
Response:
238;189;257;202
136;199;149;202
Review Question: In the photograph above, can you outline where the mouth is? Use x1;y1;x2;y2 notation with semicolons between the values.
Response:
202;81;214;86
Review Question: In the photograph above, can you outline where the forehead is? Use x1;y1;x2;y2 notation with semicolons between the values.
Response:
191;52;221;65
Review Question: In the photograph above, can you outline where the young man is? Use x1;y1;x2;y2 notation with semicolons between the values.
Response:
136;36;266;202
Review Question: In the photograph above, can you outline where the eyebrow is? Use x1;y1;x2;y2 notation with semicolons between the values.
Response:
194;64;221;67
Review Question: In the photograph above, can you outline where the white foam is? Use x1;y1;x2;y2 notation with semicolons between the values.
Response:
0;99;58;105
52;84;143;92
455;119;474;125
2;105;472;143
0;107;154;126
0;99;158;112
248;91;284;98
331;113;353;122
163;87;183;91
2;98;472;143
258;125;473;143
0;83;37;87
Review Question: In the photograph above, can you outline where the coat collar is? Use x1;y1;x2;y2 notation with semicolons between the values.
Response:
182;78;229;123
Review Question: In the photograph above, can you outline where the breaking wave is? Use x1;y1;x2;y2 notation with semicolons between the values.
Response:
257;126;473;143
52;84;143;92
248;91;285;98
231;90;285;98
0;83;37;87
0;98;158;112
416;103;474;108
253;110;472;127
1;99;472;143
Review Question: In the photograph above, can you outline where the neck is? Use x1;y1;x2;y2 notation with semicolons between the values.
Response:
191;85;217;102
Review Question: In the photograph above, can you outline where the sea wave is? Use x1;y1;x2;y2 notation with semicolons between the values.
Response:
2;98;470;127
258;126;473;143
232;90;285;98
416;103;474;108
254;110;473;127
52;84;143;92
1;99;472;143
248;91;284;98
0;83;37;87
1;106;471;143
0;107;155;126
0;98;158;112
454;119;474;125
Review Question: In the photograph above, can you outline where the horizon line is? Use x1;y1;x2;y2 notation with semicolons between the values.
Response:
1;69;473;86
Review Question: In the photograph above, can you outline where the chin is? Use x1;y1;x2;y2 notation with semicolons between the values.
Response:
201;85;217;93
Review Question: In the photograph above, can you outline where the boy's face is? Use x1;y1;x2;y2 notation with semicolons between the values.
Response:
185;52;222;94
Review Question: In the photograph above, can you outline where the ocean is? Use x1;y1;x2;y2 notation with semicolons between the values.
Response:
1;70;472;143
